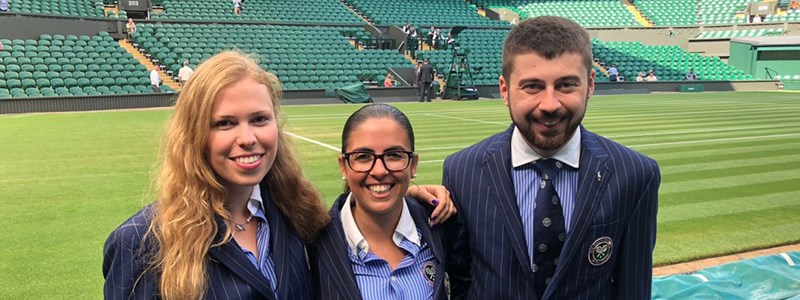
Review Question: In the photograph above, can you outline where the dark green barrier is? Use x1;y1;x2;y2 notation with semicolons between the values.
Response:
677;84;705;92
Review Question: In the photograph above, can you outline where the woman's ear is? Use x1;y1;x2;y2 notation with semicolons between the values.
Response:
338;155;348;178
410;153;419;178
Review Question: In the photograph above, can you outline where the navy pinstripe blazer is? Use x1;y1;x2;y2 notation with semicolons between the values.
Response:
442;125;660;300
308;193;451;300
102;182;313;300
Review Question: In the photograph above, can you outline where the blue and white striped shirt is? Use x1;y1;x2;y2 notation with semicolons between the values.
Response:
238;185;279;298
341;193;436;300
511;127;580;268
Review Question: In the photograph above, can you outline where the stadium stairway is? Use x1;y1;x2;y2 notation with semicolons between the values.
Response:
338;0;373;24
594;61;610;76
103;7;118;19
623;0;653;27
118;40;180;91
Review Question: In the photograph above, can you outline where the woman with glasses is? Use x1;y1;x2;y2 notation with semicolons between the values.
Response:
309;103;455;299
103;52;454;300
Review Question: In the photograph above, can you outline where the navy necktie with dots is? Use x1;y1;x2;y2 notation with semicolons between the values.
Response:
531;159;566;299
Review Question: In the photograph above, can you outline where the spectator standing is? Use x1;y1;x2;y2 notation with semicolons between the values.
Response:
150;65;161;93
402;22;412;35
427;26;436;50
233;0;242;15
608;64;619;82
685;68;698;81
432;28;444;50
645;69;658;81
178;61;194;88
418;59;434;102
414;62;421;87
407;26;419;59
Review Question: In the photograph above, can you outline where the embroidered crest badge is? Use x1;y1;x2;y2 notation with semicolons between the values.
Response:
588;236;613;266
421;261;436;285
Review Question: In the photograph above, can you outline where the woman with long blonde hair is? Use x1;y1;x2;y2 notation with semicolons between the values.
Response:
103;51;455;299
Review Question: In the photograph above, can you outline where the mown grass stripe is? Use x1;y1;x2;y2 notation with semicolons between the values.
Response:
656;205;800;265
655;144;800;167
660;178;800;206
661;155;800;179
659;191;799;223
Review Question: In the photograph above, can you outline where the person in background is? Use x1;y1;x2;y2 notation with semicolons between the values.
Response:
0;0;9;12
407;26;419;59
179;60;194;88
125;18;137;40
418;59;434;102
103;51;454;300
790;0;799;12
636;72;645;82
384;73;394;87
309;103;455;299
150;65;161;93
442;16;661;299
233;0;242;15
685;68;698;81
607;64;619;82
432;28;445;50
402;22;412;36
427;26;436;50
645;69;658;81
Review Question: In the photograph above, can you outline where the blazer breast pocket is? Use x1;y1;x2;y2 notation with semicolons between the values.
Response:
576;217;624;281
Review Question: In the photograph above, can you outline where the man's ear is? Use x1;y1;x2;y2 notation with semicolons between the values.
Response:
499;75;510;108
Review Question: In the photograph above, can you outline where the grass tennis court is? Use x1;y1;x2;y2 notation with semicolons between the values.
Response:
1;91;799;299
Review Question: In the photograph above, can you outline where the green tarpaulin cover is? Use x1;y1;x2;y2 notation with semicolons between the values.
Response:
337;83;372;104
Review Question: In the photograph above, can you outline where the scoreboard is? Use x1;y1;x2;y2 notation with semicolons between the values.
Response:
120;0;150;12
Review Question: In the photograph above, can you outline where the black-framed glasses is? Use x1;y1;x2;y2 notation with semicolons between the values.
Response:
343;150;414;172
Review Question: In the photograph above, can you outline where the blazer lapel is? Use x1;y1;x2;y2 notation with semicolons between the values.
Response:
319;195;362;300
408;200;448;300
261;184;298;300
546;127;611;297
208;220;276;300
484;125;533;274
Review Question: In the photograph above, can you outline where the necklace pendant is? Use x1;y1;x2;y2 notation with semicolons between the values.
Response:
235;223;246;231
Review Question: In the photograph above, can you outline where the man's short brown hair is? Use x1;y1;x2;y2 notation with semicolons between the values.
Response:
502;16;593;81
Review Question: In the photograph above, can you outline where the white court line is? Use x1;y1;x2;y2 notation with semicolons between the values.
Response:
423;113;508;126
0;171;147;184
779;253;795;266
606;123;800;139
285;131;446;164
629;133;800;149
589;106;800;121
419;132;800;154
284;131;339;152
419;159;445;164
418;145;470;151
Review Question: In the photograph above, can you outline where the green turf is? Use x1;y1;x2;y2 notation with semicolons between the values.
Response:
1;91;799;298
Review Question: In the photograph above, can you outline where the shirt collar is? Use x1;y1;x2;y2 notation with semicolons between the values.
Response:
341;192;421;255
246;184;264;217
511;126;581;169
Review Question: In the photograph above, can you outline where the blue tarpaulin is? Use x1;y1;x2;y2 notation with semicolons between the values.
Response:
653;251;800;299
